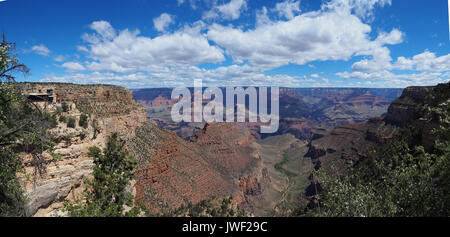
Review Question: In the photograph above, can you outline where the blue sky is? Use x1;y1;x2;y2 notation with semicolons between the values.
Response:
0;0;449;88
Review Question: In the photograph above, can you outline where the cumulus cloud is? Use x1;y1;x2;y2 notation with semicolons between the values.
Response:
337;49;450;85
393;51;450;72
77;45;89;52
323;0;392;20
61;62;85;72
153;13;175;32
53;55;68;62
336;50;450;87
217;0;247;20
336;70;449;87
349;28;404;72
40;72;154;88
255;7;271;26
84;21;116;41
273;0;301;19
203;0;247;20
30;44;50;56
376;28;404;45
41;63;304;88
78;20;224;74
207;7;402;70
47;0;449;88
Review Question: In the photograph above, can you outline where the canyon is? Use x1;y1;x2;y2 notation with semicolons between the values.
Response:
16;83;408;216
133;87;403;140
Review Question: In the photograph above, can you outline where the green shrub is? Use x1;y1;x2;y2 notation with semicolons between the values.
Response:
1;43;55;216
63;133;144;217
62;102;69;112
59;115;67;123
79;114;88;129
56;106;63;114
67;117;76;128
43;113;58;128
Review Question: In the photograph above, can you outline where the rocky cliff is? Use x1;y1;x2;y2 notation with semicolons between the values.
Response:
384;86;434;126
128;122;270;215
305;84;446;178
17;83;146;216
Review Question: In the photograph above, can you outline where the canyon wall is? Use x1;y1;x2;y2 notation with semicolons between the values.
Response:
305;85;439;179
129;122;271;215
17;83;146;216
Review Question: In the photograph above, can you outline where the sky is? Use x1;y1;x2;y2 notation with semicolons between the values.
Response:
0;0;449;88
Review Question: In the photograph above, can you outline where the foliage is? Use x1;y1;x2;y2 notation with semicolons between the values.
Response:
169;196;246;217
43;112;58;128
274;155;289;172
303;83;450;217
59;115;67;123
0;42;29;82
61;102;69;112
78;113;88;129
1;40;54;216
92;119;100;139
67;117;76;128
64;133;145;217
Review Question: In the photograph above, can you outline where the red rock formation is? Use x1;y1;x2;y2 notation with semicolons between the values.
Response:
129;122;270;214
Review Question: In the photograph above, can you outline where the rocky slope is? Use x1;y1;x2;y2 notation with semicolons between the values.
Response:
17;83;146;216
305;84;444;180
128;122;270;215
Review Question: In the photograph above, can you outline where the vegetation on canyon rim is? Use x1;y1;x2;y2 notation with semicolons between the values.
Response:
0;41;55;216
63;133;146;217
300;83;450;217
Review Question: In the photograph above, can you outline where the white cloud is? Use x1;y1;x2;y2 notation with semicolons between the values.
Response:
323;0;392;20
31;44;50;56
273;0;301;20
41;63;305;88
86;21;116;41
376;28;403;45
349;29;403;72
77;45;89;52
216;0;247;20
203;0;247;20
336;70;449;87
53;55;68;62
41;72;152;88
78;20;224;74
61;62;85;72
339;50;450;86
153;13;175;32
207;7;402;70
393;51;450;72
44;0;449;88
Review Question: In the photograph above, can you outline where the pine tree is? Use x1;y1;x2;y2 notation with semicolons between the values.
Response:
1;37;55;216
64;133;145;217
